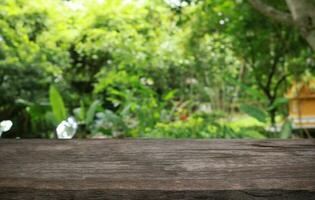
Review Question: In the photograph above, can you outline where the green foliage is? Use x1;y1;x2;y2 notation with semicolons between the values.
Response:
280;120;292;139
73;101;86;122
72;98;131;137
268;98;289;111
86;100;101;126
49;85;67;124
145;114;267;139
1;0;313;139
240;104;268;123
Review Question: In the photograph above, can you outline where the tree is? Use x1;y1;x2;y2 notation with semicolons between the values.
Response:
248;0;315;50
1;0;313;138
186;0;313;125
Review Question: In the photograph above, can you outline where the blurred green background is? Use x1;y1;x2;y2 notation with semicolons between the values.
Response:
0;0;314;139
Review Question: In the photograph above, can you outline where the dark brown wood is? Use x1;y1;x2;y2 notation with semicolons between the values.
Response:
0;139;315;199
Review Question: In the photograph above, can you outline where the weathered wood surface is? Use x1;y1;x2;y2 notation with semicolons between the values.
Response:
0;139;315;200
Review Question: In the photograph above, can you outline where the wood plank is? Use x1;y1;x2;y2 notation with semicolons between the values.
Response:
0;139;315;199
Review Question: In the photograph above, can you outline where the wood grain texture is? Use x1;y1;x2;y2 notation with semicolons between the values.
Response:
0;139;315;199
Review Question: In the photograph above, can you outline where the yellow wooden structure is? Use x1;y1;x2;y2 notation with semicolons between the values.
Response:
287;82;315;129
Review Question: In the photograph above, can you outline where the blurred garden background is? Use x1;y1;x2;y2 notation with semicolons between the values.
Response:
0;0;314;139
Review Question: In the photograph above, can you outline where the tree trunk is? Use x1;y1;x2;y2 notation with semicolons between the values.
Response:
269;108;277;127
285;0;315;50
248;0;315;50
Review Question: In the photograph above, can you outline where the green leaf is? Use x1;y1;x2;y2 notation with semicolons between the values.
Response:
15;98;34;106
268;97;289;111
280;120;292;139
49;85;67;124
74;100;86;122
86;100;101;125
241;129;266;139
80;100;86;121
163;90;177;101
224;76;263;99
240;104;268;123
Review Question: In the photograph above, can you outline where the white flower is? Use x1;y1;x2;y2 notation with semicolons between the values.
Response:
140;77;147;85
56;117;78;139
165;0;181;7
0;120;13;138
140;77;154;86
146;78;154;86
199;103;213;114
185;78;198;85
